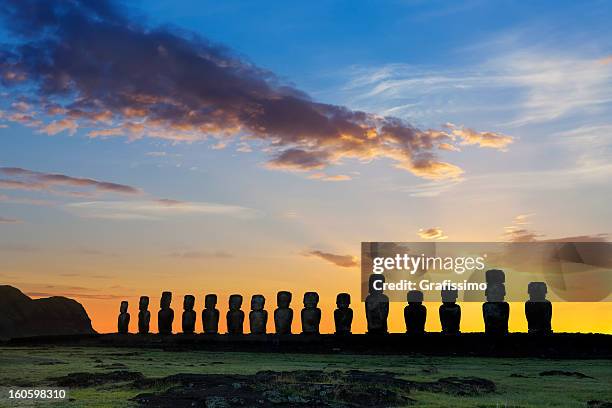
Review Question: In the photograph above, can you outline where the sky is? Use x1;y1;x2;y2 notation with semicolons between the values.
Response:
0;0;611;334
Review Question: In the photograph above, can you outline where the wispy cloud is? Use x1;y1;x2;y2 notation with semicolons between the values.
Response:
390;158;612;198
341;49;612;128
65;199;258;220
417;227;448;240
503;214;542;242
305;250;358;268
307;173;352;182
0;167;141;196
503;214;608;243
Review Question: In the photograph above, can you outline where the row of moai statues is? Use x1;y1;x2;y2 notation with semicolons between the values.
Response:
364;270;552;335
118;290;345;335
117;270;552;335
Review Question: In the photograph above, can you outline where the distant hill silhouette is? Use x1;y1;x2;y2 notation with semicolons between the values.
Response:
0;285;95;340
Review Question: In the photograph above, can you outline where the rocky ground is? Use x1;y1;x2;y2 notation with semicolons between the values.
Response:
0;347;610;407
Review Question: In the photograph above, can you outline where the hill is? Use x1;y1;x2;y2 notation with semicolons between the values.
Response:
0;285;96;340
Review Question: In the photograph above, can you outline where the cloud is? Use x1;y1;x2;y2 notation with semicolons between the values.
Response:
39;118;78;135
0;167;141;195
0;216;21;223
444;123;513;150
342;49;612;128
168;250;233;259
0;0;508;181
503;213;544;242
65;199;257;220
503;214;609;243
266;149;329;171
541;234;609;243
307;173;351;181
417;227;448;240
305;250;358;268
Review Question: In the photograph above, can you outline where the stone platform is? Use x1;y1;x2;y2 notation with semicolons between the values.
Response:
4;332;611;359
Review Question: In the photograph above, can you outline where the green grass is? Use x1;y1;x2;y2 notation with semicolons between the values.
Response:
0;347;610;407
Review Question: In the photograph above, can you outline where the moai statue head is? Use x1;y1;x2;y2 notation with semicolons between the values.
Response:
229;294;243;311
251;294;265;311
528;282;548;302
485;283;506;302
139;296;149;311
120;300;129;313
407;290;424;304
441;289;458;303
336;293;351;309
486;269;505;284
277;291;292;308
368;274;385;294
303;292;319;308
160;291;172;309
205;294;217;309
183;295;195;311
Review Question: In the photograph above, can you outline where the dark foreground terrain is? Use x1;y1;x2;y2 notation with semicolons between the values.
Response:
1;346;611;407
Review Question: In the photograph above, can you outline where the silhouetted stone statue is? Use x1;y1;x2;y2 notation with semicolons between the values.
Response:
249;294;267;334
182;295;196;334
439;289;461;334
485;269;505;285
227;294;245;335
365;274;389;334
158;291;174;335
274;291;293;334
118;300;130;334
483;269;509;335
138;296;150;334
301;292;321;334
525;282;552;334
334;293;353;335
202;294;220;334
404;290;426;334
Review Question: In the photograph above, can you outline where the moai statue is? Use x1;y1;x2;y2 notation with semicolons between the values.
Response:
482;269;510;335
439;289;461;334
158;291;174;335
202;294;220;334
182;295;196;334
301;292;321;334
137;296;151;334
117;301;130;334
365;274;389;334
404;290;426;334
525;282;552;334
249;294;268;334
274;291;293;334
227;294;245;335
334;293;353;335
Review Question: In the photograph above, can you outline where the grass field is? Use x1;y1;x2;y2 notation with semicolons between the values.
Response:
0;347;610;407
